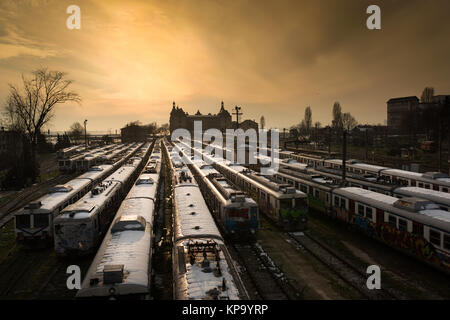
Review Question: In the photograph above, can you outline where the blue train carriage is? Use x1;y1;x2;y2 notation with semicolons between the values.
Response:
171;164;244;300
190;158;259;238
332;187;450;272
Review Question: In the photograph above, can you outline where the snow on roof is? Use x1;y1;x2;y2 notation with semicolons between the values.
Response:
182;248;240;300
105;166;136;184
117;198;155;225
174;185;221;241
58;180;122;220
18;178;91;213
94;229;151;287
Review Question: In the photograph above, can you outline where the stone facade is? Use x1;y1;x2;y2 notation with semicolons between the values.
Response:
169;101;258;134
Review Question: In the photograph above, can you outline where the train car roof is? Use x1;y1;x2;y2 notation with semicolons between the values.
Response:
394;187;450;206
77;225;152;297
16;178;92;214
105;165;137;183
381;169;450;186
173;184;222;241
126;173;159;200
117;197;155;224
57;181;122;220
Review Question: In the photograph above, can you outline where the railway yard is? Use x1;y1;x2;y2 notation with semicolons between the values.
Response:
0;139;449;300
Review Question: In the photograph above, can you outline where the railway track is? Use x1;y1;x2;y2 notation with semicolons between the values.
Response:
287;231;399;300
231;242;299;300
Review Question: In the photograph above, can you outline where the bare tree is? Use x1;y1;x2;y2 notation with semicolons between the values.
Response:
304;106;312;134
332;102;343;130
260;115;265;130
421;87;434;103
5;68;81;181
69;122;84;143
342;112;358;131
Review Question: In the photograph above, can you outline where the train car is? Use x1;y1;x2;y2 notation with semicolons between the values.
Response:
184;141;308;231
14;144;144;243
165;143;245;300
379;169;450;193
76;145;161;299
14;179;92;242
178;146;259;237
53;148;150;255
393;187;450;211
331;187;450;272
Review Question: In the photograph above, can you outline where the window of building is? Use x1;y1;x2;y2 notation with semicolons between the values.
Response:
429;229;441;247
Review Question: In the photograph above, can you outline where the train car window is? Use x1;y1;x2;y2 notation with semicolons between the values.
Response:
314;189;320;198
444;234;450;250
16;215;31;228
326;193;329;203
34;214;49;228
388;215;397;228
365;207;373;220
418;183;424;188
429;229;441;247
341;198;346;208
398;218;407;231
442;188;448;193
439;206;448;211
300;185;307;193
358;204;364;215
334;196;340;207
424;184;430;189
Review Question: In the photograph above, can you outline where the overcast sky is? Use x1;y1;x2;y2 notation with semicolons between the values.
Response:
0;0;449;132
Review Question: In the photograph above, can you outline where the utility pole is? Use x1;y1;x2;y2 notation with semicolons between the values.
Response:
84;119;88;147
232;106;242;129
328;126;331;155
438;120;442;172
342;130;347;185
365;129;368;161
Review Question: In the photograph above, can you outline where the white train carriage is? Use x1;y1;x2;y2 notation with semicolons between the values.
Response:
53;155;146;256
171;168;243;299
54;179;123;255
379;169;450;193
332;187;450;271
76;147;161;298
393;187;450;212
14;178;93;242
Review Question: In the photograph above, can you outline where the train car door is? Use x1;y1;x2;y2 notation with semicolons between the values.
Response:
412;221;424;237
376;209;384;226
